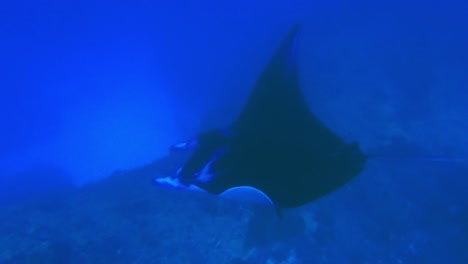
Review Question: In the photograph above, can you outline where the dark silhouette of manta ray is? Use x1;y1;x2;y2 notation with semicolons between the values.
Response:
155;25;367;209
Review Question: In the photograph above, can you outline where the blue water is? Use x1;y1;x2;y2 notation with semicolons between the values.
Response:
0;0;467;263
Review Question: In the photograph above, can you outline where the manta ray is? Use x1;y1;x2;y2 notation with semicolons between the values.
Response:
154;25;367;211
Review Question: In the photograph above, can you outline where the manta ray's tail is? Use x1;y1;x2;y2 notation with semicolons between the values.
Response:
365;141;467;164
367;153;467;164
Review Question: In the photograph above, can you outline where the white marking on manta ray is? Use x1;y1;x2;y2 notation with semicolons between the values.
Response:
155;146;229;191
197;157;215;183
196;147;228;183
154;176;206;192
173;142;187;149
171;139;199;151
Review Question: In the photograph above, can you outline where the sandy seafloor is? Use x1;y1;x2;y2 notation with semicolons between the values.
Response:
0;150;466;264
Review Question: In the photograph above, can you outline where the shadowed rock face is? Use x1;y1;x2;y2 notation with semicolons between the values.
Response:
0;165;75;204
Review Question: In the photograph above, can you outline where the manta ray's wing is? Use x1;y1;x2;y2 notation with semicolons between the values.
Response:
231;25;345;156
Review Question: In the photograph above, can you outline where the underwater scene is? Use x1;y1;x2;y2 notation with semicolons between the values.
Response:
0;0;467;263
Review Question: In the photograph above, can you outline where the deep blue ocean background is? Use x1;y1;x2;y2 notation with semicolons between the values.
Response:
0;0;467;263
